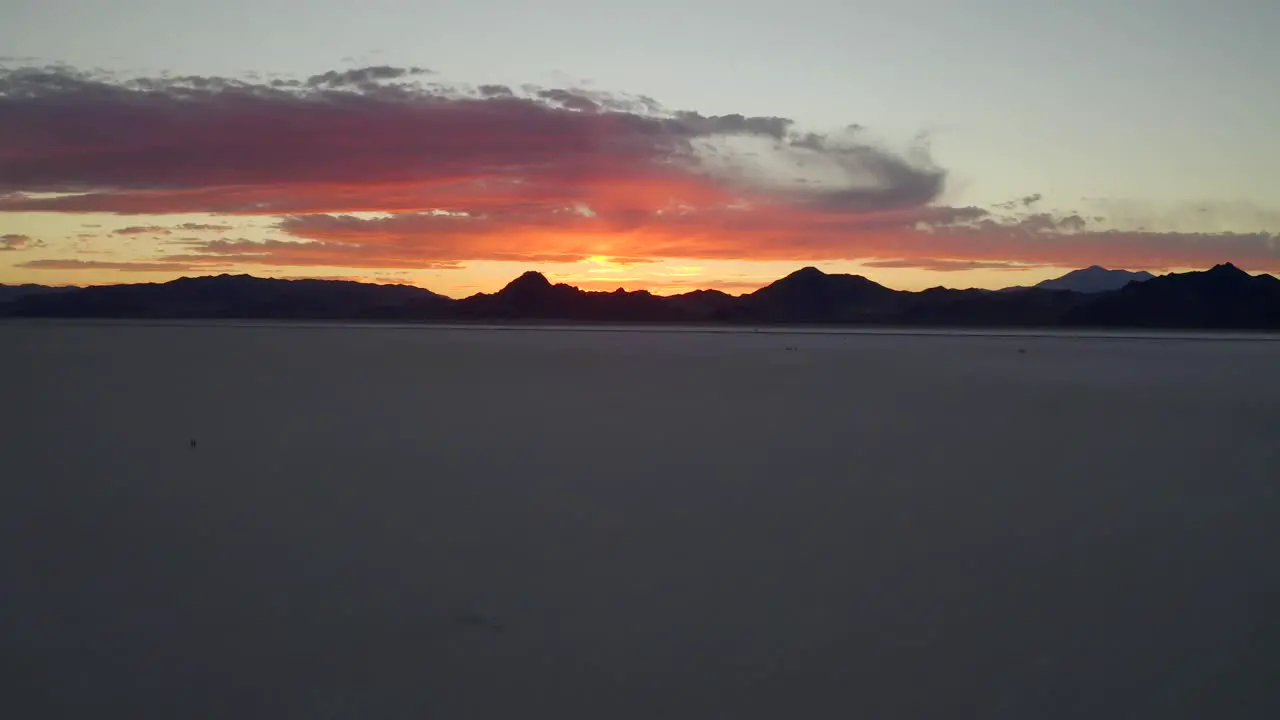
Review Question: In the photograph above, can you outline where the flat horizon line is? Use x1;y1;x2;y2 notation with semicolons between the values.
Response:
4;263;1253;299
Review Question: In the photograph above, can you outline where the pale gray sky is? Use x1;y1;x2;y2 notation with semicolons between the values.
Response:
6;0;1277;213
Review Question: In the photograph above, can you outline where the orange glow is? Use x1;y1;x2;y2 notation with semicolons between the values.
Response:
3;64;1278;287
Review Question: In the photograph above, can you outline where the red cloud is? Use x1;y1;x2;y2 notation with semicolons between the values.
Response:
232;210;1274;271
2;65;1278;274
0;65;940;215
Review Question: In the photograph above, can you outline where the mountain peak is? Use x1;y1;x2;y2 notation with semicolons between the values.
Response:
166;273;258;287
788;266;826;279
1207;262;1246;275
501;271;552;292
1033;266;1154;293
769;266;836;290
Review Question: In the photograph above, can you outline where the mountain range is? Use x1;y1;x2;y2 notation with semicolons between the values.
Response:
2;264;1278;330
1033;266;1155;293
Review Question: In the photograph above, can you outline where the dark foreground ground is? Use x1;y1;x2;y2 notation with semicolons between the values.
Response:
2;322;1278;719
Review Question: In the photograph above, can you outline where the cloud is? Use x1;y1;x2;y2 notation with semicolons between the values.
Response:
863;258;1042;272
993;193;1043;211
16;258;222;272
206;207;1268;271
111;222;229;235
1;233;42;250
160;237;465;269
113;225;171;235
0;64;940;216
304;66;432;89
2;64;1278;274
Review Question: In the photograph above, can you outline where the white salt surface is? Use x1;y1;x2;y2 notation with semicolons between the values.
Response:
2;322;1279;718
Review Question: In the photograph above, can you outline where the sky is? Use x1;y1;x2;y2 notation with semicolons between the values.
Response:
2;0;1278;296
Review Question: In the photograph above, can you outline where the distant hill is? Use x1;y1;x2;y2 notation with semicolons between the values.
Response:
0;283;78;303
0;274;449;319
3;264;1277;330
894;286;1084;327
453;271;696;322
664;289;738;317
719;267;901;324
1032;266;1155;293
1064;263;1280;329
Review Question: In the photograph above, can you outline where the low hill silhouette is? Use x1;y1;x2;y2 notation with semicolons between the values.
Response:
2;265;1277;329
0;283;78;303
0;274;449;319
454;271;695;322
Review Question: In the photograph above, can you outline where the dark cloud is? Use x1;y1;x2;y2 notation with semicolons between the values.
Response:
113;226;171;235
701;131;946;213
112;222;229;234
1;232;41;250
669;111;794;140
994;193;1044;211
1056;214;1087;232
913;206;991;226
537;89;598;112
0;64;942;219
305;66;431;89
162;237;467;269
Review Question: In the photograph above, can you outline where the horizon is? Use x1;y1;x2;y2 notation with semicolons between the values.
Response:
0;263;1231;300
3;1;1278;295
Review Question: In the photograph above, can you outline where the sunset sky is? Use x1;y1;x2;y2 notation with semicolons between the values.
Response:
3;0;1278;295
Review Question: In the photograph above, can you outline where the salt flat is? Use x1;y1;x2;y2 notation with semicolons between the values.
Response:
2;322;1279;719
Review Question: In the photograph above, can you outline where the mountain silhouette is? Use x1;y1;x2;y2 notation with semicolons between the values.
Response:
894;286;1083;327
1064;263;1280;329
722;267;901;323
0;274;448;319
1033;266;1155;293
664;289;738;316
0;283;77;303
2;264;1277;329
455;271;692;322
